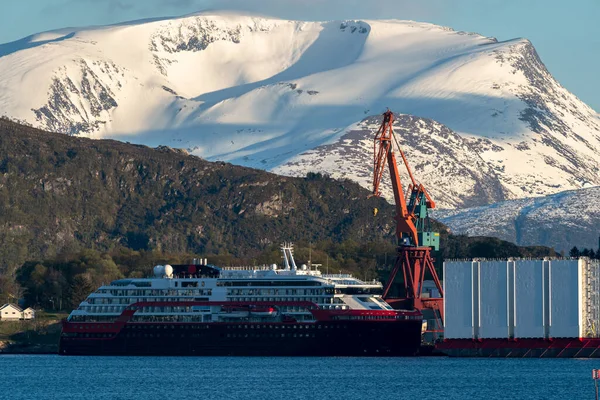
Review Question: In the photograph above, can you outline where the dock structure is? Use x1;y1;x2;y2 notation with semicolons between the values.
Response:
438;258;600;357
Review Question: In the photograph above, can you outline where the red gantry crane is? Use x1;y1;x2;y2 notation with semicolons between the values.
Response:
372;110;444;326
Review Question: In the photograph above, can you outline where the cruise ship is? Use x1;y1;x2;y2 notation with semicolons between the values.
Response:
59;245;423;356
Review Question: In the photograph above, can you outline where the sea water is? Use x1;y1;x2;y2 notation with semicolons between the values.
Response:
0;355;594;399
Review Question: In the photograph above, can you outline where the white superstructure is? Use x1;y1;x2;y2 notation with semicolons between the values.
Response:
67;244;392;324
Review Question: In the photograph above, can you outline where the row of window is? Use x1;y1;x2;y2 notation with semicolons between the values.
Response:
94;289;212;297
227;288;331;296
219;315;316;323
85;296;211;306
226;333;315;339
62;333;114;338
125;333;195;338
121;323;349;330
226;297;345;305
217;280;323;287
78;305;125;313
331;315;421;321
227;324;315;329
226;296;333;304
69;316;117;322
130;315;212;323
134;306;209;313
71;324;111;330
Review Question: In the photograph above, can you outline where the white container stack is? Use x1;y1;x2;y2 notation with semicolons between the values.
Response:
478;261;509;339
443;260;473;339
548;259;580;338
443;258;600;340
513;260;544;338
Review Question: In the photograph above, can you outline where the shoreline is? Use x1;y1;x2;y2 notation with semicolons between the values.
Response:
0;341;58;354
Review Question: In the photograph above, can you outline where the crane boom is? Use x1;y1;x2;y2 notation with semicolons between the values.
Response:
372;111;418;245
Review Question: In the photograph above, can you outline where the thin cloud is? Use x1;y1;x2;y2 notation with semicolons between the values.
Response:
189;0;447;21
41;0;445;21
42;0;134;16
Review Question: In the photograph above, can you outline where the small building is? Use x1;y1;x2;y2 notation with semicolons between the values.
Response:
421;280;442;298
0;303;22;320
22;307;35;320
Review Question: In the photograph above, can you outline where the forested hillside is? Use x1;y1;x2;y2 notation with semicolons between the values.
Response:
0;118;400;271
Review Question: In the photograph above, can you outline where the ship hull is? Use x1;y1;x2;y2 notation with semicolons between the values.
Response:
60;320;422;356
437;338;600;358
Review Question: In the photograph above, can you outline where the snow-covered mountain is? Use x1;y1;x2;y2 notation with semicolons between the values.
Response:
433;186;600;252
277;113;508;209
1;12;599;209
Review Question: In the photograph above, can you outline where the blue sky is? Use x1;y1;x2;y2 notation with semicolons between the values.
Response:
1;0;599;111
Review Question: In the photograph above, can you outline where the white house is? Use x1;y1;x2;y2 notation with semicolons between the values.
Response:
22;307;35;320
0;304;35;320
0;303;22;320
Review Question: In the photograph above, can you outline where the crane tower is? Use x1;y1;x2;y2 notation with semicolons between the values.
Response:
372;110;444;326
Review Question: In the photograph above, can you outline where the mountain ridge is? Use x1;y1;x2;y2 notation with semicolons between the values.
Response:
434;186;600;252
1;12;599;209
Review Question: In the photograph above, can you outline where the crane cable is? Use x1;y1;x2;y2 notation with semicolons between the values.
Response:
391;127;418;188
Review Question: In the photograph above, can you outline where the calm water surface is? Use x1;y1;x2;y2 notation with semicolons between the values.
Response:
0;355;596;400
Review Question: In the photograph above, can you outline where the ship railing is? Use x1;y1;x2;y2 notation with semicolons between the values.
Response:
323;276;382;286
221;266;272;271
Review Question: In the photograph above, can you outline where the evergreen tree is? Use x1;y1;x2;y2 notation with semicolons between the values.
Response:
581;248;592;258
569;246;580;257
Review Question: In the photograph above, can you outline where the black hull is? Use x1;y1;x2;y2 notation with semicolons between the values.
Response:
60;320;422;356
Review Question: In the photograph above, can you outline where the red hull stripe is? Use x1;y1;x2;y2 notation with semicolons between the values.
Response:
62;301;422;334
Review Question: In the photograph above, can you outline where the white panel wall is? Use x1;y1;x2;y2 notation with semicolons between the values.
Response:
549;259;581;338
478;261;509;339
444;258;584;340
443;261;474;339
514;260;545;338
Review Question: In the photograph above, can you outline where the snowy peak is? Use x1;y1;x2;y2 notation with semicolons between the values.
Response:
276;113;508;209
1;13;599;210
148;16;371;100
149;16;370;54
